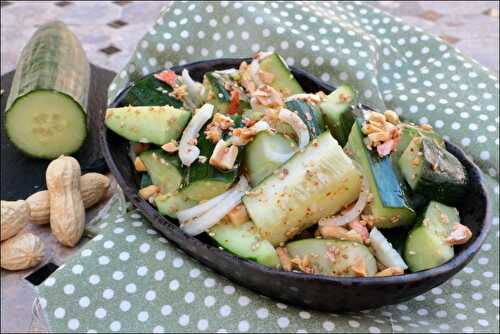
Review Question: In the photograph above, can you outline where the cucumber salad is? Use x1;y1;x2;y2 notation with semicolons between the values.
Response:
105;52;472;277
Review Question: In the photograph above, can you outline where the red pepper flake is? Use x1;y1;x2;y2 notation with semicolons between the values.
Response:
228;89;240;115
154;70;177;87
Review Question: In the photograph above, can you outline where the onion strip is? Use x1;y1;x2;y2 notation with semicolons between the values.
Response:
319;171;369;227
278;108;310;149
178;103;213;166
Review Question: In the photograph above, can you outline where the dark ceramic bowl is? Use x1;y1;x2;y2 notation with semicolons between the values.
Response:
99;58;492;312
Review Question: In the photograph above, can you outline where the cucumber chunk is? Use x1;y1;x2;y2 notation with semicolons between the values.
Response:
5;22;89;159
210;221;280;268
243;132;361;246
286;239;377;277
393;123;444;163
285;99;325;139
139;149;183;194
243;132;297;187
259;53;304;97
203;72;249;114
346;121;416;228
404;201;459;272
369;227;408;270
122;74;182;108
155;192;197;219
399;137;467;205
105;105;191;146
319;85;357;147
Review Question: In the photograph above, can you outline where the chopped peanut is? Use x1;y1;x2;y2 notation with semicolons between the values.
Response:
446;223;472;245
368;111;386;123
253;85;283;108
227;204;249;225
213;113;235;130
139;185;160;200
205;124;222;143
209;140;239;170
319;225;364;243
375;267;404;277
161;140;178;153
384;110;400;125
134;157;147;172
368;131;391;143
420;123;433;131
362;123;384;135
276;247;293;271
351;257;367;277
348;220;369;242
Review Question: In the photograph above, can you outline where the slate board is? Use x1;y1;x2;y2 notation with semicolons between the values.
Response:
1;64;116;200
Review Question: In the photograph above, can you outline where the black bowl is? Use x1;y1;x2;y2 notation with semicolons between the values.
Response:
99;58;492;312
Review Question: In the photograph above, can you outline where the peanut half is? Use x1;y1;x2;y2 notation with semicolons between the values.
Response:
1;200;30;241
1;233;44;270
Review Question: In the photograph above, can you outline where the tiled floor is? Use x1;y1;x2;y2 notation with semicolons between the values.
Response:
1;1;499;76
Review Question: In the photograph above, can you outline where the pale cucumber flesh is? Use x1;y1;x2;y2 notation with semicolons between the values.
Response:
5;90;86;159
155;192;197;219
181;180;232;202
286;239;377;277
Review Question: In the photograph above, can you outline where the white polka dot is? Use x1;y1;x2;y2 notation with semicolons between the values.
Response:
323;321;335;331
63;284;75;295
238;320;250;332
138;311;149;322
219;305;231;317
184;291;195;303
98;256;110;265
95;307;107;319
109;321;121;332
79;296;90;308
67;319;79;331
169;280;180;291
139;243;150;253
369;326;381;333
204;295;216;307
161;304;172;316
112;271;124;281
71;265;83;275
238;296;250;306
278;317;290;328
256;307;269;319
89;275;100;285
103;288;114;300
54;307;66;319
103;240;114;249
172;257;184;268
189;268;201;278
126;283;137;293
44;277;56;287
179;314;190;326
120;300;131;312
137;266;148;276
126;235;136;242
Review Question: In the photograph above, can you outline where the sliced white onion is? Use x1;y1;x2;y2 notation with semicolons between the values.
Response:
177;190;233;223
180;177;250;236
179;103;214;166
278;108;310;149
285;93;321;103
319;172;369;227
369;227;408;270
215;68;239;75
250;59;263;87
181;69;205;107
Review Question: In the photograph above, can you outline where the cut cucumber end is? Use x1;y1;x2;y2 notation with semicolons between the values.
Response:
6;90;86;159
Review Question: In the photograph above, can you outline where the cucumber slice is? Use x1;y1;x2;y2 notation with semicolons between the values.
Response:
139;173;153;188
155;192;197;219
105;105;191;146
393;123;444;163
404;201;459;272
285;99;325;139
5;21;89;159
319;85;357;147
286;239;377;277
243;132;297;187
210;221;280;268
203;72;250;114
369;227;408;270
346;121;416;228
122;74;182;108
259;53;304;97
399;137;467;205
139;149;183;194
243;132;361;246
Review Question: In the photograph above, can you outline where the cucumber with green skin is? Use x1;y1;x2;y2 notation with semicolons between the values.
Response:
404;201;459;272
155;192;197;219
345;120;416;228
259;53;304;97
203;72;250;114
393;123;444;163
243;132;361;246
243;131;297;187
210;221;280;268
5;21;89;159
286;239;377;277
285;99;325;139
122;74;182;108
399;137;467;205
105;105;191;145
139;149;184;194
319;85;357;147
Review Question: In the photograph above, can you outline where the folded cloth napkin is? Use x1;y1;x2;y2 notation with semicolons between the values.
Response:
38;1;499;333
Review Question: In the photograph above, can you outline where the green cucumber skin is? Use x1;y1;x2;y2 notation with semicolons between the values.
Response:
286;239;377;277
285;100;325;139
155;192;197;219
319;85;357;147
393;124;444;163
346;121;416;228
210;221;281;268
139;149;184;194
203;72;250;114
123;74;182;108
404;201;458;272
5;21;89;158
259;53;304;96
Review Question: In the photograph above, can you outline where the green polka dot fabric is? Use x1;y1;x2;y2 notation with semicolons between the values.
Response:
38;1;498;333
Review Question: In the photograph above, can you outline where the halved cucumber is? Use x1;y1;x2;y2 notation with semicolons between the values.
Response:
210;221;280;268
404;201;459;272
243;131;297;187
5;21;89;159
286;239;377;277
243;132;361;246
319;85;357;147
259;53;304;97
139;149;183;194
105;105;191;146
346;121;416;228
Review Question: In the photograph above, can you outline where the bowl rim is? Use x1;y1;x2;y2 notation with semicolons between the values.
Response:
101;57;493;286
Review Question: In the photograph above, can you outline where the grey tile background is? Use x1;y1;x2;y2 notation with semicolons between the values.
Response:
1;1;499;76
